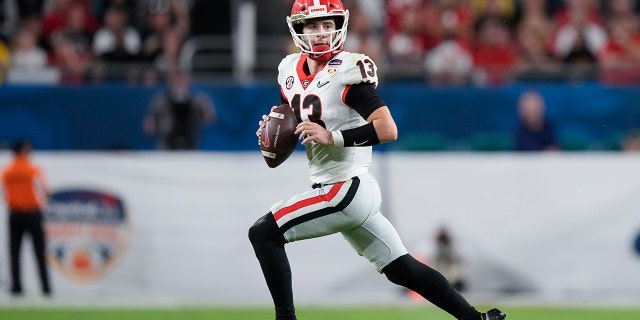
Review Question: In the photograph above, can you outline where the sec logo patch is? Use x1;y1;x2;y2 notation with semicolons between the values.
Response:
44;189;131;283
286;76;294;90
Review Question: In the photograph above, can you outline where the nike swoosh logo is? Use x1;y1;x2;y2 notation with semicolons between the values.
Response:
353;140;369;146
317;80;329;88
263;125;270;147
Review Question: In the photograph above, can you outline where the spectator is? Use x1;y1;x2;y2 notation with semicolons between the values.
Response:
414;0;476;91
143;71;216;150
93;6;141;62
42;0;97;50
515;0;556;47
551;0;607;81
513;0;563;82
471;18;518;86
432;226;466;292
51;2;94;59
48;31;90;85
513;90;559;151
9;27;47;70
422;0;475;51
2;139;52;297
385;0;422;40
92;5;141;82
385;3;427;80
139;0;189;80
598;18;640;85
423;33;473;86
18;13;46;49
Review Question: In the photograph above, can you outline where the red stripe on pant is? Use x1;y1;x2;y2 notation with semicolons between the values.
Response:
273;182;345;222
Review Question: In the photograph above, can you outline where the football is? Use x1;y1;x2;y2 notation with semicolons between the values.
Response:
259;103;299;168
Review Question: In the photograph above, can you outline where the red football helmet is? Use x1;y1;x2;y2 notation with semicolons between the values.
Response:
286;0;349;61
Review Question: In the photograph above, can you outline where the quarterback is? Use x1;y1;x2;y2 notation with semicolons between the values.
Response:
248;1;507;319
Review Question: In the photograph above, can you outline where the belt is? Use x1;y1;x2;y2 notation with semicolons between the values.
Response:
312;177;355;189
311;182;338;189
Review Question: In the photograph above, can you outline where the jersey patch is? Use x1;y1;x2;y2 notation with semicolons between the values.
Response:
286;76;294;90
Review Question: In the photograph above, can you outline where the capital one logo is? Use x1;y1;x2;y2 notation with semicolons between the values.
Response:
44;189;131;283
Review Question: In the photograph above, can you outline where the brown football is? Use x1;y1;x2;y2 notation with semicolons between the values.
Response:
259;103;299;168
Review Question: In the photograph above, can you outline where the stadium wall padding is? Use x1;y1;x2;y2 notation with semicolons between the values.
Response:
1;83;640;151
0;152;639;305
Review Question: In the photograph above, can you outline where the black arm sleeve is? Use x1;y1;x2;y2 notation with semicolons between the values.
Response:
341;122;380;147
343;83;387;119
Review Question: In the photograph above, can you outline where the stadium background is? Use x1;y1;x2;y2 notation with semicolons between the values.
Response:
0;0;640;313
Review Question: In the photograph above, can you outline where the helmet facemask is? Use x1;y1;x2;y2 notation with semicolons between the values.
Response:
287;10;349;62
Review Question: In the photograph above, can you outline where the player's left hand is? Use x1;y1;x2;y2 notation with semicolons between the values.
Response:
295;121;333;145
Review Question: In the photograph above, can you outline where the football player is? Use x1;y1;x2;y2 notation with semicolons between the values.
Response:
249;1;506;319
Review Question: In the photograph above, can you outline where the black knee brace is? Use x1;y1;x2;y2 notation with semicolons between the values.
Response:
248;213;286;248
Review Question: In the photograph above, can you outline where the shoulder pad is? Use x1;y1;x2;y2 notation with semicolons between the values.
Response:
334;52;379;86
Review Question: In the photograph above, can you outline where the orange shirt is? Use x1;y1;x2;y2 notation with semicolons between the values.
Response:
1;155;49;212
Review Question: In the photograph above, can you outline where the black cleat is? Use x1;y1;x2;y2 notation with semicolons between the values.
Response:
481;308;506;320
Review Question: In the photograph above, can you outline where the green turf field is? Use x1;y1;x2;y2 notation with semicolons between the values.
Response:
2;306;640;320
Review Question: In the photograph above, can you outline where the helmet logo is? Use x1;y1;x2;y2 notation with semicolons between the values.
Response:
309;5;327;14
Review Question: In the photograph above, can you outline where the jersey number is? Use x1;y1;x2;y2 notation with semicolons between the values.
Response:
291;94;326;128
356;59;375;79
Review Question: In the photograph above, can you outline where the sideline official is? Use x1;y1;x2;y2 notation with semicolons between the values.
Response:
1;140;52;296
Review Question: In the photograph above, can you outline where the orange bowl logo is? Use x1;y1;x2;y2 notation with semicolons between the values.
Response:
44;189;131;283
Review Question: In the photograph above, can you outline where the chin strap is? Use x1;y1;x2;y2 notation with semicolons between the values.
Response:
307;45;333;62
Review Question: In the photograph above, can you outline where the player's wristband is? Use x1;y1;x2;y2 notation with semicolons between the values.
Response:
335;122;380;147
331;130;345;148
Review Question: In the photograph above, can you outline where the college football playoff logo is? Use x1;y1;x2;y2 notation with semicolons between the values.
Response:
44;189;131;283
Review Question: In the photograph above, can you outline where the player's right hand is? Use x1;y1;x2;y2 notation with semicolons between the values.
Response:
256;106;279;144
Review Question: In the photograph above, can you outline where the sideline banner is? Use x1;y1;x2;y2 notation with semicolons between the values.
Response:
0;152;639;305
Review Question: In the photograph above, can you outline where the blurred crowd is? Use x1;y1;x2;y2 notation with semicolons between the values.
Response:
0;0;227;85
1;0;640;86
346;0;640;86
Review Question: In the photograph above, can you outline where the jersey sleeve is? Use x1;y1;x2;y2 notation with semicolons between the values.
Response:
339;53;379;87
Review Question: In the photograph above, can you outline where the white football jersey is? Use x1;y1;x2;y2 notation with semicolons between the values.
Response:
277;51;380;184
